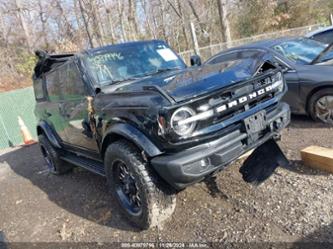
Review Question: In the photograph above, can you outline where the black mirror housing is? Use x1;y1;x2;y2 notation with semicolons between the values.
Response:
190;55;202;66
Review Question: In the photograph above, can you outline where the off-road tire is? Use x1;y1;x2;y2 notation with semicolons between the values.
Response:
308;88;333;124
38;134;73;174
104;140;176;230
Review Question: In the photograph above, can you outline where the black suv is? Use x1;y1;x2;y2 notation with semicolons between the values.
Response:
33;40;290;229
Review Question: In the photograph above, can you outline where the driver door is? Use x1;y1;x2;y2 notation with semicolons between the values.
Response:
60;62;99;153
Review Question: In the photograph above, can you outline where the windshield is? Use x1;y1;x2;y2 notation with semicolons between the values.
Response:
272;38;329;65
85;42;186;86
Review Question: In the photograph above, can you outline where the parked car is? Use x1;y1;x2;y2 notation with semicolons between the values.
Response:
33;40;290;229
306;26;333;44
206;37;333;124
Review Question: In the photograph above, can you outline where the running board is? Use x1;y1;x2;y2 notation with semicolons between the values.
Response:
61;154;105;176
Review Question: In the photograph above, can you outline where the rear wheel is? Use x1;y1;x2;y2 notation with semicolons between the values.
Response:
309;88;333;125
104;140;176;230
38;134;73;174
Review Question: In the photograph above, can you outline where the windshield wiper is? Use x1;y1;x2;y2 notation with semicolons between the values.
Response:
144;67;182;77
108;77;140;85
311;42;333;64
106;67;182;85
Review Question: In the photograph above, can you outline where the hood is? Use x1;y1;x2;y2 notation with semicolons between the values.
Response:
102;56;271;103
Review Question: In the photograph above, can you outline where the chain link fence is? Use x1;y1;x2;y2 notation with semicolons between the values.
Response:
0;87;37;149
179;24;324;64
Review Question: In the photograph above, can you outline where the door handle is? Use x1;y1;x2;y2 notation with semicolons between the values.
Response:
45;111;52;117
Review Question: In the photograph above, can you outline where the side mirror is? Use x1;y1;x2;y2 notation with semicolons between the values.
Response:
190;55;202;66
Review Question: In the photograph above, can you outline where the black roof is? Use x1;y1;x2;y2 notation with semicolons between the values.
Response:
33;40;167;78
236;37;296;49
306;26;333;38
84;40;166;55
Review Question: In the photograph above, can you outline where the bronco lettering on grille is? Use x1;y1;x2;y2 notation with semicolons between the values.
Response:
214;82;280;114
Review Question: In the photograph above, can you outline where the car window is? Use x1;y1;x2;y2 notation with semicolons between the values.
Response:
207;50;264;64
317;46;333;64
207;52;239;64
272;38;327;65
45;69;63;102
63;62;86;100
85;42;186;86
312;30;333;45
33;77;45;101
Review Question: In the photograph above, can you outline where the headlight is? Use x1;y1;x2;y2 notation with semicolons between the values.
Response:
271;72;284;92
170;107;197;136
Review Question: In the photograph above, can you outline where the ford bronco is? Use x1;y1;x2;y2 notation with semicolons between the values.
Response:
33;40;290;229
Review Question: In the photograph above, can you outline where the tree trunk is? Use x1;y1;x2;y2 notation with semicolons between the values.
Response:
77;0;94;48
117;0;127;42
167;0;190;50
128;0;139;40
187;0;211;44
14;0;33;52
140;0;154;39
102;0;116;44
217;0;232;44
73;0;84;47
90;0;105;46
37;0;48;49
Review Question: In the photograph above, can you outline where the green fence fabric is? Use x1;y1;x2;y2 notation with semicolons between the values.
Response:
0;87;37;149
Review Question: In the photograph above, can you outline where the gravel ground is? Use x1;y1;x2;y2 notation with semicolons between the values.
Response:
0;115;333;245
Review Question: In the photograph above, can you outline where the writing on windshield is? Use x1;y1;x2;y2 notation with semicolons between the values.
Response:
86;42;185;86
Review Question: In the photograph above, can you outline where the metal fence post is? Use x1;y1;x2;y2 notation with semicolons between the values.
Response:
0;112;12;147
190;22;200;56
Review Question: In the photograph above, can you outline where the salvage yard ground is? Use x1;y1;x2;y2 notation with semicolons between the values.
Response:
0;115;333;243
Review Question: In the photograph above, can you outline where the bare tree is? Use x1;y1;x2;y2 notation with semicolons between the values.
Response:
167;0;190;50
0;0;332;91
90;0;106;46
14;0;33;52
216;0;231;43
102;0;116;44
140;0;155;39
128;0;139;40
117;0;127;42
37;0;48;49
77;0;94;48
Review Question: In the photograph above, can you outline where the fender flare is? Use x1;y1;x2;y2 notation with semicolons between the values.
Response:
101;123;163;159
36;121;62;149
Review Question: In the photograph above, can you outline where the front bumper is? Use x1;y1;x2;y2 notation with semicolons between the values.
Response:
151;102;290;190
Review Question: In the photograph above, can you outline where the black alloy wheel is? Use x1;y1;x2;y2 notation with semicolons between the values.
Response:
112;159;142;216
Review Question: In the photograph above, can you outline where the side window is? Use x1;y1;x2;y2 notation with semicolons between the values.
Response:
208;52;239;64
33;76;45;101
239;50;264;58
317;46;333;64
208;50;264;65
46;69;62;101
313;31;333;45
63;63;86;100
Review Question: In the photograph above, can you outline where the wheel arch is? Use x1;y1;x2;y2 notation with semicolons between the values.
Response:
36;121;62;149
306;85;333;114
101;123;163;160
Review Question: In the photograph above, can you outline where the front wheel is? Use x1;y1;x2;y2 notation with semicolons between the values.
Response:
38;134;73;174
104;140;176;230
309;88;333;125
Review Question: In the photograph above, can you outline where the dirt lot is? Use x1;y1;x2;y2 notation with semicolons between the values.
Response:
0;116;333;245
